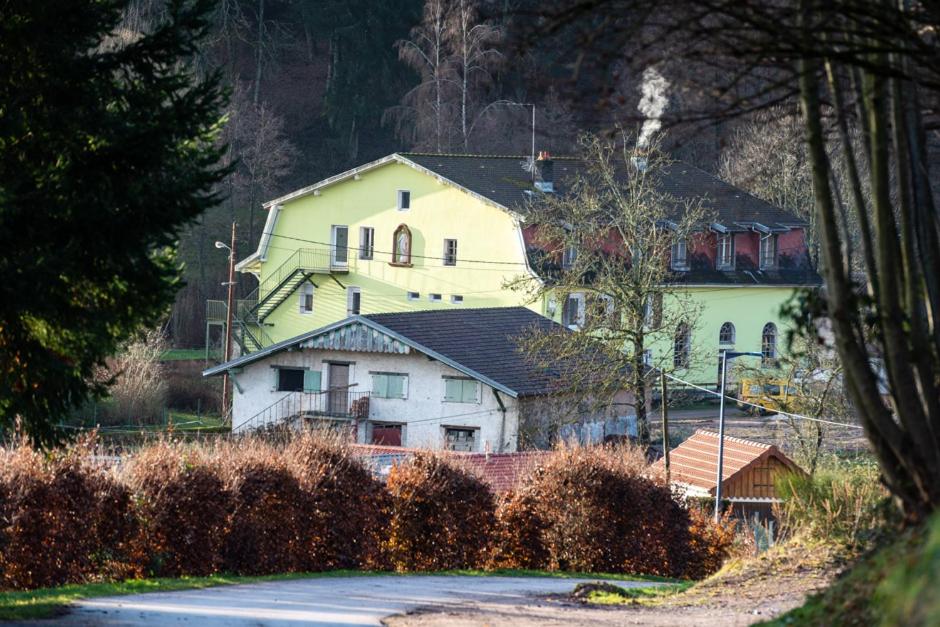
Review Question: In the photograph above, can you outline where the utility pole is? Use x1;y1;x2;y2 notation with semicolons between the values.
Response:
715;350;728;522
714;350;762;522
661;374;670;482
221;222;237;417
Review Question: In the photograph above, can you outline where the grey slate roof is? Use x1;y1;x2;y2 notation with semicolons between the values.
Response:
204;307;569;398
363;307;563;398
401;153;807;228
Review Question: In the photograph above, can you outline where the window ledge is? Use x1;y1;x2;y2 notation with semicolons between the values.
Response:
389;262;413;268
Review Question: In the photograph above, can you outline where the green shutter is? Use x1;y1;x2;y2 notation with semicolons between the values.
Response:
444;378;462;402
461;380;478;403
303;369;321;392
373;374;388;398
387;375;405;399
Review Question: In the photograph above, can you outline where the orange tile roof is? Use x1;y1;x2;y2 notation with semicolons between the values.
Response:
652;430;802;495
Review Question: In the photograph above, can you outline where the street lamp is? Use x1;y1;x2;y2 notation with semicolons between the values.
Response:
715;349;762;522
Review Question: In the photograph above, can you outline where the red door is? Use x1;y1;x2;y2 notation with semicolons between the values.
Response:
371;424;402;446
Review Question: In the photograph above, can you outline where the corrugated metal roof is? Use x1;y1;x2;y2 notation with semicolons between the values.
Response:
652;430;802;495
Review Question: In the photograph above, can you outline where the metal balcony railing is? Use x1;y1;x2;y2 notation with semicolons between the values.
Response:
234;390;371;435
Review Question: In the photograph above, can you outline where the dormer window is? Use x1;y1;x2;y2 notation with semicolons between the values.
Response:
562;244;578;270
671;240;689;271
397;189;411;211
759;235;777;270
391;224;412;266
717;234;735;270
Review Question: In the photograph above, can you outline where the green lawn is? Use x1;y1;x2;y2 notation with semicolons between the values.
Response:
0;569;673;621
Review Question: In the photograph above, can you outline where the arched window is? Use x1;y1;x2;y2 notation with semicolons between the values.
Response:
674;322;691;369
762;323;777;365
719;322;735;345
391;224;412;265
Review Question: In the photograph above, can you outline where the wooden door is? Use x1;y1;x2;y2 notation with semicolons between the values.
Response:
328;363;349;415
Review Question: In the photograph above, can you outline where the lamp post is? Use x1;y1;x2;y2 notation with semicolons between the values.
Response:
215;222;237;417
715;349;762;522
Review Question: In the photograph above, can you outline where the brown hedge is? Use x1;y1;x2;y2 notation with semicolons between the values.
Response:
124;441;229;577
0;439;138;589
0;435;735;590
384;452;495;571
284;433;388;571
491;445;732;578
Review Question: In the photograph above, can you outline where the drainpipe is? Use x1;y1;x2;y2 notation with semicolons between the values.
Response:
493;390;507;453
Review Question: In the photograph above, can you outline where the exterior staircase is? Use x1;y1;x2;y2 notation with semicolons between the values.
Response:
234;389;371;434
205;246;352;357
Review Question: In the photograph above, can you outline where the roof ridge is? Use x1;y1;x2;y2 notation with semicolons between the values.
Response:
400;151;580;160
694;429;773;450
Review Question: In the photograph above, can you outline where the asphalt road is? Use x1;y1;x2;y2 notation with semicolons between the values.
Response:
47;575;662;626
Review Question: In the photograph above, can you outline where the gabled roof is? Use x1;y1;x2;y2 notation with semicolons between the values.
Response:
651;429;804;496
203;307;567;399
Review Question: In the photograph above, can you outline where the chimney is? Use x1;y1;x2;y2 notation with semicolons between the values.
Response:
535;150;554;192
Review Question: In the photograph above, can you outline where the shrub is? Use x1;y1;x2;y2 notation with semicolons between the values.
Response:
219;439;306;575
124;440;229;577
0;438;137;589
494;445;726;578
684;506;737;579
284;431;388;570
98;329;168;425
385;453;495;571
775;456;889;548
488;490;550;569
164;360;221;414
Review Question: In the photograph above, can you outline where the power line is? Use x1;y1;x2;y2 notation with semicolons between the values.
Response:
661;371;864;429
261;231;818;271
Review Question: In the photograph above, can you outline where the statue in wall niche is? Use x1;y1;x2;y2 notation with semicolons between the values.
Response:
393;224;411;264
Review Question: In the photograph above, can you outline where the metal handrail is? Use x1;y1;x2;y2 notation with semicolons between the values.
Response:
234;390;370;435
257;247;352;300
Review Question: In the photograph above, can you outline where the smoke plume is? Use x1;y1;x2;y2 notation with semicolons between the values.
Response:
637;67;670;149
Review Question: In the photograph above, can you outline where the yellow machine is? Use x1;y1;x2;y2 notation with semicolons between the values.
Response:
737;379;800;414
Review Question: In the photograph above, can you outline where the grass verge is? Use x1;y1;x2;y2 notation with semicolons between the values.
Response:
0;568;669;621
574;581;692;605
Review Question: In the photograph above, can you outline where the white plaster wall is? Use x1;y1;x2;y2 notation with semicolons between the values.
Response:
229;347;519;452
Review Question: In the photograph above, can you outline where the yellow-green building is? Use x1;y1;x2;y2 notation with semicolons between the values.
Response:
216;152;820;386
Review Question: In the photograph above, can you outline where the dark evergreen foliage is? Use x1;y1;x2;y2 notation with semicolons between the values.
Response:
0;0;229;444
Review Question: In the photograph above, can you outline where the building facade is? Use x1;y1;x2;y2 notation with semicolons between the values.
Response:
213;153;820;386
204;307;636;451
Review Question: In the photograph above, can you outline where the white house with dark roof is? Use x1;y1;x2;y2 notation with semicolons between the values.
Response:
203;307;635;451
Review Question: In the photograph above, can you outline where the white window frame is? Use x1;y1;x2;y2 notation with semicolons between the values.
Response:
717;234;735;270
562;244;578;269
331;225;349;267
407;291;420;301
450;294;464;304
759;234;777;270
443;238;457;266
563;292;586;329
719;321;736;345
397;189;411;211
347;286;361;316
762;322;778;365
671;240;689;271
444;426;478;452
429;293;442;303
359;226;374;260
299;281;315;314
